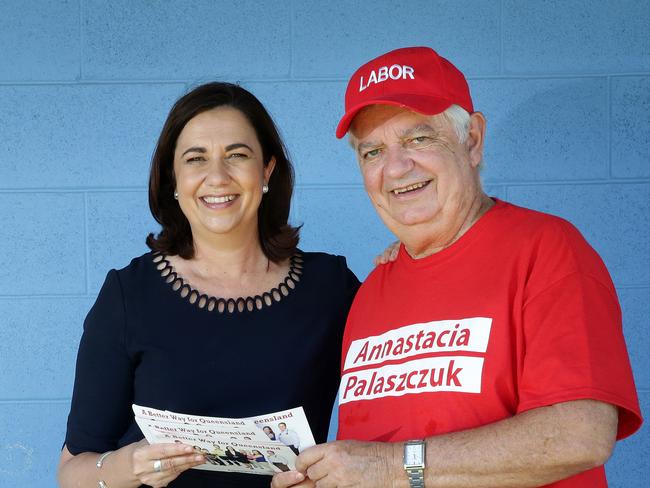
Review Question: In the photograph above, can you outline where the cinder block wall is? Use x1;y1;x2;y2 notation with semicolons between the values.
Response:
1;1;647;486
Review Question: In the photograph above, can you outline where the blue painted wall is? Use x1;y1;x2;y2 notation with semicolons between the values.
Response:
0;1;647;486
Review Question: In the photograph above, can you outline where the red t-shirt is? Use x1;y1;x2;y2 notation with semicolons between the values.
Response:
337;200;642;487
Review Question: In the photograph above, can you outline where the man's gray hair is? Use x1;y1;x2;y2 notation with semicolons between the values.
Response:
348;104;471;147
442;104;470;144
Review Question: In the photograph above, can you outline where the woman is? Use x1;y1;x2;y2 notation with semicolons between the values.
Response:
57;82;359;488
249;450;266;463
225;446;249;467
247;449;267;470
263;425;277;441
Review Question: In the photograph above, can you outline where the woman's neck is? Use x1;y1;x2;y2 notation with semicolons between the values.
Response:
188;232;269;281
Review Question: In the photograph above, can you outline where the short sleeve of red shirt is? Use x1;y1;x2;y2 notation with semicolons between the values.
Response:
516;220;642;440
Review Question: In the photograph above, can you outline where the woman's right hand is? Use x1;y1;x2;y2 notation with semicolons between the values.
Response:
131;440;206;488
373;241;400;266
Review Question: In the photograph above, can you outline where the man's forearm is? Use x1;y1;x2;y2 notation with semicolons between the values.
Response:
390;400;617;488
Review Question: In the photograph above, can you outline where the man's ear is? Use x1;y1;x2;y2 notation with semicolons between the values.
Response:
467;111;486;168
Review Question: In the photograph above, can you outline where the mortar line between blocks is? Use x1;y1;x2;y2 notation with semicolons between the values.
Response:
289;0;295;79
607;76;613;178
0;294;96;299
499;0;504;75
2;74;650;86
84;192;89;294
79;0;84;80
2;178;650;193
616;284;650;290
0;398;71;405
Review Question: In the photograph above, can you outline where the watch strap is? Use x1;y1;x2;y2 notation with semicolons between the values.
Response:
406;466;425;488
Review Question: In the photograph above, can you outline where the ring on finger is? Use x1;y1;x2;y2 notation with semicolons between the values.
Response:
153;459;163;473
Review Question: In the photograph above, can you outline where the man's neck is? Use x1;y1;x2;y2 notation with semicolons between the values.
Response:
403;193;494;259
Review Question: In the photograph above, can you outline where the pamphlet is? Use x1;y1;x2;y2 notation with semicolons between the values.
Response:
133;404;315;476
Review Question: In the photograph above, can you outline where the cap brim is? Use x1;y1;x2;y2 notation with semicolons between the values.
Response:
335;94;454;139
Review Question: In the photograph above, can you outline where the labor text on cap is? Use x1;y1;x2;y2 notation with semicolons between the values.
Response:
359;64;415;92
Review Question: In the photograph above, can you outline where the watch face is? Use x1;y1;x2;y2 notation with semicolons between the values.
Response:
405;443;423;466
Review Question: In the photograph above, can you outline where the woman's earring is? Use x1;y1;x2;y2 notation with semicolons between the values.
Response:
262;184;269;194
174;191;179;200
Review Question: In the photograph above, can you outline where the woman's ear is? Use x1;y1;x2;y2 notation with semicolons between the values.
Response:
264;156;276;182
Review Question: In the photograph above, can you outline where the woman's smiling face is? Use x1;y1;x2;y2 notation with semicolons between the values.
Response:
173;106;275;241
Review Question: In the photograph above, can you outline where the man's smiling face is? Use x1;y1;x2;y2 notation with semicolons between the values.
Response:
350;104;482;239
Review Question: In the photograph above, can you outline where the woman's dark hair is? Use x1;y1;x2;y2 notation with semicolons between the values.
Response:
146;82;299;261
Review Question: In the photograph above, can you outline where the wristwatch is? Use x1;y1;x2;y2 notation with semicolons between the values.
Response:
403;440;426;488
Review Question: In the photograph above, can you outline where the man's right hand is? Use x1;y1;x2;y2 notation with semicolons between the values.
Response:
270;470;315;488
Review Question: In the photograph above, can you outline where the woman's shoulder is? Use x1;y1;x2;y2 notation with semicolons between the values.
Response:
108;251;158;287
299;250;348;268
298;250;360;291
298;250;355;277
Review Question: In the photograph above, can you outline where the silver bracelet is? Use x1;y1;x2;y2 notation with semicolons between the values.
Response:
96;450;114;488
96;450;114;468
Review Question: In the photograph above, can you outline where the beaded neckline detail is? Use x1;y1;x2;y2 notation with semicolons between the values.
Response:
151;251;303;314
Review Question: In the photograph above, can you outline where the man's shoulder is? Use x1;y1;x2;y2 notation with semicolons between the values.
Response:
493;199;575;231
490;199;587;247
497;200;612;286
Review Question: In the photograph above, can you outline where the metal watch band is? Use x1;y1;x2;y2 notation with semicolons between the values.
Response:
406;467;425;488
406;468;424;488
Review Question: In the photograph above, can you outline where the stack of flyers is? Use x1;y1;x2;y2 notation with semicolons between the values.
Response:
133;404;316;476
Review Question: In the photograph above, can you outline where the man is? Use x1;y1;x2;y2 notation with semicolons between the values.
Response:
273;47;642;488
277;422;301;455
267;449;291;472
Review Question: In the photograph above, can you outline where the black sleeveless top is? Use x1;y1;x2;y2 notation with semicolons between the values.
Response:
64;251;359;487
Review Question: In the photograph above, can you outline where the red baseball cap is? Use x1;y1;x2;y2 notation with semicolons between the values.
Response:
336;46;474;138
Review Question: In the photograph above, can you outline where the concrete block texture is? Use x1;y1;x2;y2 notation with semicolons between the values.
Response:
82;0;290;80
0;298;92;399
292;0;501;78
611;76;650;178
503;0;650;74
247;81;361;185
619;288;650;389
507;183;650;287
86;191;159;293
294;186;395;281
473;77;609;182
0;193;85;295
0;1;647;486
0;0;79;81
0;83;185;189
0;401;69;488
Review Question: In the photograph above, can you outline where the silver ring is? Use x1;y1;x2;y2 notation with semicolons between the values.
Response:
153;459;163;473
